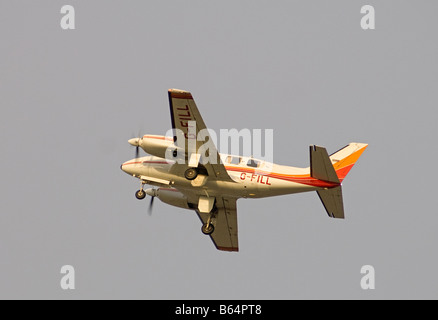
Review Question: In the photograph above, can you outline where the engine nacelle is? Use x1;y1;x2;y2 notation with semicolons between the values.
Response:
156;188;190;210
139;135;176;159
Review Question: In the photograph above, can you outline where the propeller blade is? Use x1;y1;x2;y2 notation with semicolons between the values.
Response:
148;196;155;215
135;145;139;159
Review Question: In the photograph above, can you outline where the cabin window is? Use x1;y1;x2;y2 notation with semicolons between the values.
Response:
230;156;241;165
247;158;260;168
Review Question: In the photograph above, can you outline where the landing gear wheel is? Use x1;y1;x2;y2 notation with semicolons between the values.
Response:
184;168;199;180
135;189;146;200
201;223;215;235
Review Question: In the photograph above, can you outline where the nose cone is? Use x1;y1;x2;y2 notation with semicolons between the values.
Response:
120;162;128;174
120;160;138;175
128;138;140;146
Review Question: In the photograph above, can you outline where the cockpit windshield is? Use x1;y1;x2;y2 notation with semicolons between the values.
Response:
225;156;242;165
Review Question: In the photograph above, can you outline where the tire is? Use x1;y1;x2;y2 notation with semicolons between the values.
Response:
184;168;199;180
135;189;146;200
201;223;215;235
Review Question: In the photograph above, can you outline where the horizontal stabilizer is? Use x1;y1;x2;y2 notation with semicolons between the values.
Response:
317;186;344;219
310;145;340;184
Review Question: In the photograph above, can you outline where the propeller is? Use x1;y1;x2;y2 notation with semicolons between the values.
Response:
145;188;158;216
135;144;140;159
148;195;155;215
128;136;143;159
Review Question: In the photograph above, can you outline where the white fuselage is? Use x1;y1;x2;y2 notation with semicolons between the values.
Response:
121;155;334;201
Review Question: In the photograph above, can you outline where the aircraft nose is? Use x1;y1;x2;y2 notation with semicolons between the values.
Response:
120;159;141;175
120;161;133;174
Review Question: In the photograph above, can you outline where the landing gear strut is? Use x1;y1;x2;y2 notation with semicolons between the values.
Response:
201;215;215;235
135;180;146;200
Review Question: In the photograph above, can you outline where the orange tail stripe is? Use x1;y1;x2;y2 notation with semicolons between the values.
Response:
333;146;368;171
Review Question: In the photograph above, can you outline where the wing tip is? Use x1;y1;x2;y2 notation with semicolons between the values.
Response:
168;88;193;99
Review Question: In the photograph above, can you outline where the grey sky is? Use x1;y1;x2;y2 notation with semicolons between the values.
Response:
0;1;437;299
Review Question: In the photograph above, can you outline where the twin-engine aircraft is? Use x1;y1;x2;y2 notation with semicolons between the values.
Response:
121;89;368;252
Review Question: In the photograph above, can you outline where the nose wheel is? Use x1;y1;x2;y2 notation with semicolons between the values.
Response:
135;189;146;200
135;180;147;200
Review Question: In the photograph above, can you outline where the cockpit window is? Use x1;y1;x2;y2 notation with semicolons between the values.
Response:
247;158;261;168
225;156;241;165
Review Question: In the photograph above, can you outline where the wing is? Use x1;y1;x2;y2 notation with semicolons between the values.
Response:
168;89;234;182
196;197;239;252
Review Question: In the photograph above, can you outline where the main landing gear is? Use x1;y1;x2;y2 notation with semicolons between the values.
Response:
184;168;199;180
201;213;215;235
201;223;214;235
135;180;146;200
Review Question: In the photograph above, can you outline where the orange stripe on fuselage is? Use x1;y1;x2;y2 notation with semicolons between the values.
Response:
224;166;339;188
122;161;143;166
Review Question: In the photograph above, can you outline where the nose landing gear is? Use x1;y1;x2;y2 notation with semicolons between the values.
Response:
135;180;146;200
135;189;146;200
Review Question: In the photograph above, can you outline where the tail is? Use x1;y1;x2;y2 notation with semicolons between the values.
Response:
310;143;368;219
329;143;368;183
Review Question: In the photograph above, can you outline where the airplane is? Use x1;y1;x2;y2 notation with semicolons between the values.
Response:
121;89;368;252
